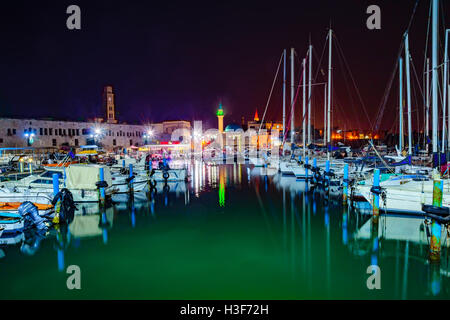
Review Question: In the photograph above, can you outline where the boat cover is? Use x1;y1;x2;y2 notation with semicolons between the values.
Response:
66;164;112;190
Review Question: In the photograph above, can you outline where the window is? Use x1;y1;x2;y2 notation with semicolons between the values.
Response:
52;139;57;147
12;129;16;135
113;139;116;146
0;138;3;144
44;128;48;135
7;129;11;136
40;128;43;135
130;140;133;146
75;139;79;146
59;129;62;136
32;179;53;185
82;129;89;135
76;129;80;136
41;171;63;179
49;128;53;135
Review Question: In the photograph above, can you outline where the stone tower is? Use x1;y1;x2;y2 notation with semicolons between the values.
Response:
103;86;118;124
217;102;224;133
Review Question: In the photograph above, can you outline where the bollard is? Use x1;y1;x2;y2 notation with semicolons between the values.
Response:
305;157;309;181
131;200;136;228
99;167;106;204
313;158;317;184
102;212;108;245
325;160;330;195
19;161;24;173
343;163;349;204
122;159;126;168
129;164;134;195
29;162;32;174
52;173;60;224
372;169;380;221
342;205;348;245
430;179;443;262
298;155;302;163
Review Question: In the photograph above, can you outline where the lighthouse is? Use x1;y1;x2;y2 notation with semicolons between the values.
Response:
217;102;224;133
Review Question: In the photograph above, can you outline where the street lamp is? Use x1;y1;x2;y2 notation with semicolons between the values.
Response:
143;129;154;144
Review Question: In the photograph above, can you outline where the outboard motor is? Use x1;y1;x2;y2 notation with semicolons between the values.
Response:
18;201;49;232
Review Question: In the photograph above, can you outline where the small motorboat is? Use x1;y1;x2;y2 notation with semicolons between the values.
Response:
0;212;24;234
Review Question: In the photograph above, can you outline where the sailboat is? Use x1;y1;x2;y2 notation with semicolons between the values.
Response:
355;0;449;214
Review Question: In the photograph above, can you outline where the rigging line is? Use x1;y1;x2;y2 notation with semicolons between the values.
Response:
333;33;371;128
258;51;284;134
334;38;362;131
423;0;432;79
372;41;404;132
373;1;419;132
313;32;329;84
281;51;308;145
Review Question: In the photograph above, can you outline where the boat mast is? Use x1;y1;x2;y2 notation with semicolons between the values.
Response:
327;29;332;154
399;57;403;153
404;32;413;155
444;30;449;153
426;58;430;153
303;57;306;157
290;48;295;145
283;49;286;142
431;0;438;156
308;44;313;147
324;83;327;147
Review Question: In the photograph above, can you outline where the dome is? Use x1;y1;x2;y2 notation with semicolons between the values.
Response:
224;123;242;132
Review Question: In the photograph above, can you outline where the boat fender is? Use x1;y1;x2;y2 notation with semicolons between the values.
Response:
422;204;450;217
370;186;384;195
96;181;109;189
18;201;48;232
163;184;170;192
314;171;322;181
324;171;335;178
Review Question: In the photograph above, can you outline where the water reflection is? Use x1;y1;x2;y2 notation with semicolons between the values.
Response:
1;163;450;299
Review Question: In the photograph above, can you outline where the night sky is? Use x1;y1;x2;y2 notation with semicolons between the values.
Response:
0;0;443;131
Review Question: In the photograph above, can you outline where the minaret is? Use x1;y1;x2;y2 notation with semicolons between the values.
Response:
254;109;260;122
103;86;117;124
217;102;224;133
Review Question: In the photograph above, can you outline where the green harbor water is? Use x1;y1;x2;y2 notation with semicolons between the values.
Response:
1;162;449;299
